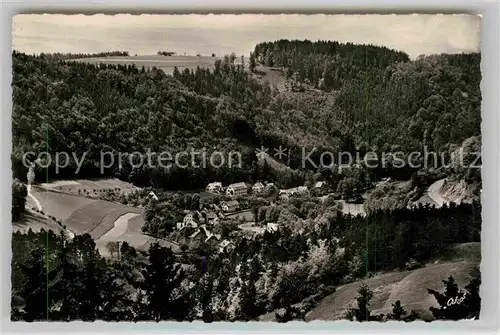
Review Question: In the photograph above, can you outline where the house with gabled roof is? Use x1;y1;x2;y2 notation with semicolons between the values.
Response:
279;186;309;199
204;211;219;225
190;224;212;242
226;182;248;196
221;200;239;212
206;182;223;193
205;233;221;244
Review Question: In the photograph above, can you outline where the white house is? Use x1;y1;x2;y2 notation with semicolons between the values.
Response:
314;181;325;189
206;182;223;193
148;191;159;201
266;222;279;232
221;200;239;212
177;212;199;230
252;182;265;194
204;211;219;225
226;182;248;196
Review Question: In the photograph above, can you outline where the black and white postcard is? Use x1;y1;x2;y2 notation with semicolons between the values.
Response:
11;14;481;322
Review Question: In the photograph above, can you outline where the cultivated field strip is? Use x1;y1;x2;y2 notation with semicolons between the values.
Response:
305;260;477;321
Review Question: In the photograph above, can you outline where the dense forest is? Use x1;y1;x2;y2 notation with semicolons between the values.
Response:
11;201;481;321
34;51;130;61
11;39;482;321
12;40;481;191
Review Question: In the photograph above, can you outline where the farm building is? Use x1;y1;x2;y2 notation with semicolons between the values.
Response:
252;182;265;194
279;186;309;199
206;182;223;193
221;200;239;212
226;182;248;196
218;240;235;253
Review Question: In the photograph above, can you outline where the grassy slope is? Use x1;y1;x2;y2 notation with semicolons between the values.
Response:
31;187;97;221
306;243;480;321
24;180;180;257
73;55;218;74
259;243;480;322
254;65;287;91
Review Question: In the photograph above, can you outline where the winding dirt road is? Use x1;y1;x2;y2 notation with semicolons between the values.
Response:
427;179;448;208
97;213;140;241
26;183;75;238
27;184;42;211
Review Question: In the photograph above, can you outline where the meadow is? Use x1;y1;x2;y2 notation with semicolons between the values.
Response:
73;55;223;74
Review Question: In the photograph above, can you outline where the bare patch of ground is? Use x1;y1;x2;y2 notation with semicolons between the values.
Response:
63;200;135;236
46;178;140;198
336;200;366;217
254;66;287;92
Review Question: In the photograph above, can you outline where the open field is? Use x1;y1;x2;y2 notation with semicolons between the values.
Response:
65;200;141;237
41;178;140;198
98;213;141;241
72;55;246;74
225;210;254;222
27;180;179;257
12;208;64;234
258;242;480;322
427;178;448;208
31;187;97;221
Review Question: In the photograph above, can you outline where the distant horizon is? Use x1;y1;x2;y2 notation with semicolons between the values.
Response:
13;14;480;59
12;43;483;59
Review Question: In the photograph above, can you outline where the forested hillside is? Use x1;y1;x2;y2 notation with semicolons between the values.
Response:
252;40;481;154
12;41;481;190
11;201;481;321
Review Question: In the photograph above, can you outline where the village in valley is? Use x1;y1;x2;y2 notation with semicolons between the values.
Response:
157;179;331;255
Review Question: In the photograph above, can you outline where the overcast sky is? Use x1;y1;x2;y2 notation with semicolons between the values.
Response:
12;14;480;59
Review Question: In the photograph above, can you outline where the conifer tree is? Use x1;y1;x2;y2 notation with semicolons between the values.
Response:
345;284;384;321
142;243;186;321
